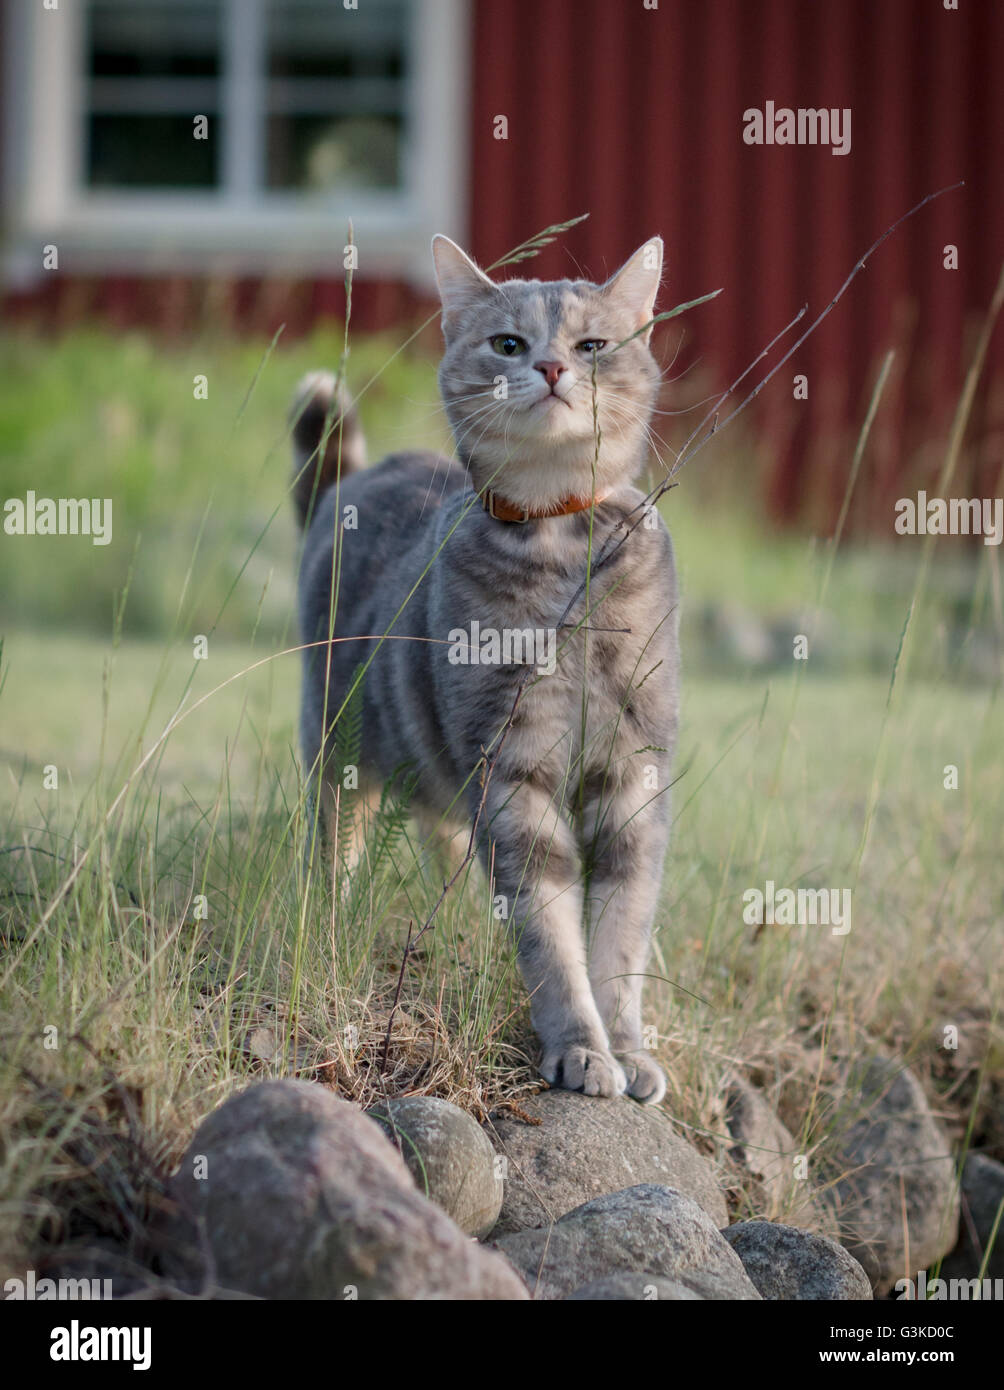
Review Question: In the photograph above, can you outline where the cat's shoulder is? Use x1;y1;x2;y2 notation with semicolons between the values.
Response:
303;450;465;546
605;486;674;545
366;450;465;485
342;450;467;508
595;487;677;592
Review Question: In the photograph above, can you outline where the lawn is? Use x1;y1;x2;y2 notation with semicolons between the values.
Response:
0;324;1000;1281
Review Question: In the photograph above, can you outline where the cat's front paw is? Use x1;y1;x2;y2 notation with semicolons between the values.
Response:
615;1050;667;1105
539;1044;628;1098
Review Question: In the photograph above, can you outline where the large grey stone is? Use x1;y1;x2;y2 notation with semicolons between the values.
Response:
724;1075;796;1201
566;1274;705;1300
723;1074;838;1235
367;1095;503;1238
33;1239;148;1300
940;1154;1004;1282
490;1184;760;1301
485;1089;727;1235
827;1059;959;1295
723;1074;796;1207
723;1220;873;1300
164;1080;527;1300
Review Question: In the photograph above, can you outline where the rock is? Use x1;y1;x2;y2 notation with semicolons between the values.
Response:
723;1221;873;1300
163;1080;528;1300
240;1025;311;1072
35;1239;149;1300
723;1074;835;1232
490;1184;760;1301
485;1089;727;1235
696;601;775;669
940;1154;1004;1282
565;1274;705;1300
367;1095;503;1238
827;1059;959;1295
244;1025;277;1062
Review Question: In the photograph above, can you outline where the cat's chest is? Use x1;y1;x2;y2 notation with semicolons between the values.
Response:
434;499;677;762
495;569;668;753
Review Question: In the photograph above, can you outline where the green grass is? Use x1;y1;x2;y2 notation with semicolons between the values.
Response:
1;326;998;677
0;320;1001;1289
1;627;1001;1276
0;325;444;638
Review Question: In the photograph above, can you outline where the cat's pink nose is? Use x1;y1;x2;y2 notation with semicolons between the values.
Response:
534;360;566;388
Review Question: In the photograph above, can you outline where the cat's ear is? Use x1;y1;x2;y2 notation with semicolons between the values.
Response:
601;237;664;343
432;235;497;331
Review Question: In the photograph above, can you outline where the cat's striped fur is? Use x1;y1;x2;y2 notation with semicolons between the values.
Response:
293;237;679;1103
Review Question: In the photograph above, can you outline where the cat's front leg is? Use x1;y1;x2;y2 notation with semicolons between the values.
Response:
583;770;673;1105
477;778;627;1098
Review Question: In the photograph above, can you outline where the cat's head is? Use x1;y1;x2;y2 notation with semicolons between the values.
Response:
432;236;663;511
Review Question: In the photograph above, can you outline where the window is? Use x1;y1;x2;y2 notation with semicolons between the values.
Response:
87;0;223;189
265;0;408;193
5;0;468;282
82;0;410;195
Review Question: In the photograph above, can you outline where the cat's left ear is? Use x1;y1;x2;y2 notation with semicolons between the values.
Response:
432;235;497;333
601;237;663;344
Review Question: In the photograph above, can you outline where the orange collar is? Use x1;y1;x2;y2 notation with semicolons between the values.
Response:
479;487;610;524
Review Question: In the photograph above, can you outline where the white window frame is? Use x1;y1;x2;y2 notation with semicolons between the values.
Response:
3;0;469;288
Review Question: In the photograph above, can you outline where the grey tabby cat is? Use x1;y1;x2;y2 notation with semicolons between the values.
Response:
292;235;679;1104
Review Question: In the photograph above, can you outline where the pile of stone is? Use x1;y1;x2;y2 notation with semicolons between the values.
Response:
152;1054;984;1300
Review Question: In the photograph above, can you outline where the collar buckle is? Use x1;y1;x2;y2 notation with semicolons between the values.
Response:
482;489;530;523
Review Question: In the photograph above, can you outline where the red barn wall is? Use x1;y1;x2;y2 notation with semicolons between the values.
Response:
4;0;1002;532
468;0;1004;529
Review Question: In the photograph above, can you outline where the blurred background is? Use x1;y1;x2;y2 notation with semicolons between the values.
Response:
1;0;1002;677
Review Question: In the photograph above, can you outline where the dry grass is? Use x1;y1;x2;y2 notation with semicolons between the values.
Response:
1;258;1001;1292
1;644;1000;1290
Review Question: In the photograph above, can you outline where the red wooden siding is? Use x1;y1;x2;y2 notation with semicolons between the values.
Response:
468;0;1004;529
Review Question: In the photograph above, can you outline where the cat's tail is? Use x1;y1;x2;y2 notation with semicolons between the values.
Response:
289;370;366;529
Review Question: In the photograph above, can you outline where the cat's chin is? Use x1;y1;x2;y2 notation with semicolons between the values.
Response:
511;407;595;443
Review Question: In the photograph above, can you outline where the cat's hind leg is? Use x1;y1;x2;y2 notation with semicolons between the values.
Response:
414;807;471;884
302;769;382;894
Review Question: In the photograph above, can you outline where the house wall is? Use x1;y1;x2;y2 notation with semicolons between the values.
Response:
467;0;1004;527
2;0;1002;530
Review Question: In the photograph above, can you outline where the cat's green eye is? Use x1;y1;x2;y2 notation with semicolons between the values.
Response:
576;339;607;354
490;334;528;357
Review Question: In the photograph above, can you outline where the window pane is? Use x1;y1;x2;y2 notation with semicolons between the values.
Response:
88;0;222;78
80;0;410;194
265;0;407;191
266;113;402;191
85;1;223;188
266;0;406;79
88;114;219;188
